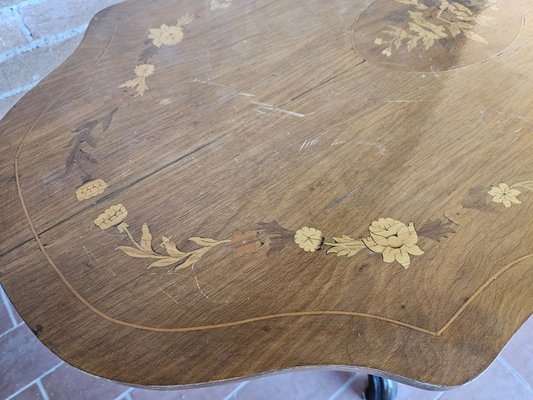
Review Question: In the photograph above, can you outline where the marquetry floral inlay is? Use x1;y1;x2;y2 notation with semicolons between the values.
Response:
488;181;533;208
119;64;155;97
324;218;424;269
75;179;108;201
94;204;128;231
92;204;429;271
210;0;232;11
374;0;498;57
148;14;194;47
118;224;230;270
363;219;424;269
294;227;324;252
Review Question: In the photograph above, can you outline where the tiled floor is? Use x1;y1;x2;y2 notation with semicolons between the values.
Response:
0;0;532;399
1;287;532;400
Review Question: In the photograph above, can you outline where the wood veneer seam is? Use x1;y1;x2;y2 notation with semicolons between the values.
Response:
11;17;533;338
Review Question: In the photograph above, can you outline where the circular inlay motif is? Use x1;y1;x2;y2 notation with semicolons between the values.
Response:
352;0;523;72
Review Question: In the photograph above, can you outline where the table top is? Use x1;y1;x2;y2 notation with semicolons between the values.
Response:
0;0;531;390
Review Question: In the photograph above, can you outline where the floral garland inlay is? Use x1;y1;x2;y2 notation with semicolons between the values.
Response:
118;14;194;96
94;206;426;270
92;179;533;272
374;0;499;57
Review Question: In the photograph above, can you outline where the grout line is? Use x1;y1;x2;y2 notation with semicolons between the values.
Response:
0;23;87;64
5;361;64;400
36;380;50;400
328;374;360;400
222;381;249;400
0;0;46;15
0;285;19;327
0;322;24;340
498;357;533;394
12;8;34;42
113;387;134;400
0;76;40;100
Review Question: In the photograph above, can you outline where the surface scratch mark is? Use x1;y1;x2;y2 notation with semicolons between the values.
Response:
251;101;305;118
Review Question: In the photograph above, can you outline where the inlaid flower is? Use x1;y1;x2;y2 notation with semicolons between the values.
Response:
488;183;521;208
76;179;108;201
229;230;262;258
210;0;232;11
362;218;423;269
94;204;128;230
294;227;323;252
118;64;155;97
134;64;155;77
148;24;184;47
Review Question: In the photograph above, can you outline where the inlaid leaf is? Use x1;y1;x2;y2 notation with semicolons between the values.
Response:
189;237;220;247
448;23;461;37
174;252;203;271
257;221;293;237
162;236;186;258
148;258;180;269
177;14;194;27
117;246;155;259
418;219;456;242
140;224;153;252
100;108;118;133
326;236;366;258
513;181;533;191
463;30;488;44
139;46;159;63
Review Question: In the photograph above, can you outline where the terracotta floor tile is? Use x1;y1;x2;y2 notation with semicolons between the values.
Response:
396;383;443;400
0;324;61;399
0;296;14;335
131;381;241;400
500;316;533;388
332;377;442;400
10;383;45;400
233;370;355;400
41;363;129;400
0;285;22;334
321;374;367;400
439;360;533;400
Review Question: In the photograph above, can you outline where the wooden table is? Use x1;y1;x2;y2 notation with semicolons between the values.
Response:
0;0;531;396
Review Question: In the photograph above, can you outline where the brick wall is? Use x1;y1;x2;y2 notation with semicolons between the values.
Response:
1;1;532;399
0;0;122;117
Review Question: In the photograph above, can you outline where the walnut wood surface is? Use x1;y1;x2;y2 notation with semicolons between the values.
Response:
0;0;532;390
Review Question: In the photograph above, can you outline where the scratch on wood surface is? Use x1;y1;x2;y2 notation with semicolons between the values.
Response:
191;264;229;304
159;98;174;106
324;188;359;213
251;101;305;118
512;127;523;143
357;140;387;156
193;78;255;97
84;245;114;277
331;139;346;146
299;137;319;152
160;236;173;249
153;281;180;306
385;99;421;103
494;110;532;125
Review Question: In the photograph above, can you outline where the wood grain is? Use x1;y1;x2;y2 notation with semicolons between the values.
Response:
0;0;532;390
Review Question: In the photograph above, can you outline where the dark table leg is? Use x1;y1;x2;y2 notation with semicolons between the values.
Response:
364;375;398;400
